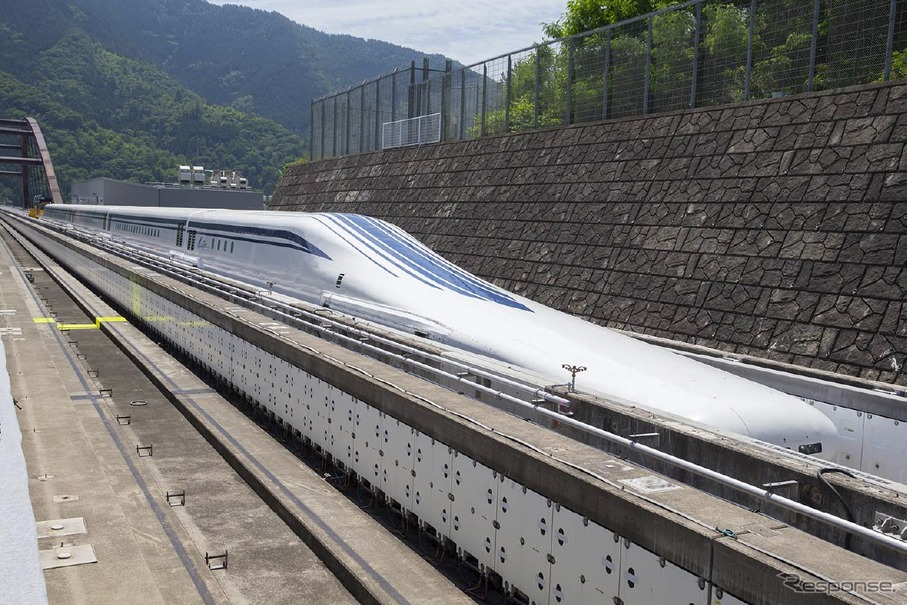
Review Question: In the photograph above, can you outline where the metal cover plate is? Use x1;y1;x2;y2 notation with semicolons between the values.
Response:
39;544;97;570
619;475;682;493
36;517;87;539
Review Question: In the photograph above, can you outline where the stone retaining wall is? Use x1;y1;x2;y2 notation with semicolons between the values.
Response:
272;81;907;385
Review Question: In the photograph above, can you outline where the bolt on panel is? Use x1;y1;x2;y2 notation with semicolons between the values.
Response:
618;540;707;605
711;587;749;605
449;452;498;571
863;413;907;484
495;476;553;603
548;505;622;603
381;417;414;508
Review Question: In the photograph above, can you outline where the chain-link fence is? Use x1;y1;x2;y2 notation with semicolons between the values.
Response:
311;0;904;160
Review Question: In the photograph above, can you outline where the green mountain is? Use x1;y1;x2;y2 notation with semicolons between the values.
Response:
0;0;448;201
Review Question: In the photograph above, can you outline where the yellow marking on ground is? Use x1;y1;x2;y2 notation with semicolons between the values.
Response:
96;316;126;325
33;316;126;330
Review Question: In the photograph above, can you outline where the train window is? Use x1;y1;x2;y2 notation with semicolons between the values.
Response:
230;241;234;253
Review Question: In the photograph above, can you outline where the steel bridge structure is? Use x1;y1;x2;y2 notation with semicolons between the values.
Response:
0;118;63;208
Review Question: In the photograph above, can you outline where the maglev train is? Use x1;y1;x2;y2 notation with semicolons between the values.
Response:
42;203;840;455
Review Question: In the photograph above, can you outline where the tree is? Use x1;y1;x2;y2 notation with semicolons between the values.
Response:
544;0;662;39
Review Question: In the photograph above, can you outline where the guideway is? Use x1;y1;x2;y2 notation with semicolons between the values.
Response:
5;212;906;605
0;222;473;604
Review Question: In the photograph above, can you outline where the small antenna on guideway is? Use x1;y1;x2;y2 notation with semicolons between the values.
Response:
561;364;587;392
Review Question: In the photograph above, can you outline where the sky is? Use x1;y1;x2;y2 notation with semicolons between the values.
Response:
207;0;567;66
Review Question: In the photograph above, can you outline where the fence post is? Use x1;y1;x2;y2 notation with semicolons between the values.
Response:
567;38;575;125
644;17;653;114
690;2;701;109
359;86;366;153
442;60;452;141
459;69;466;139
391;69;398;122
505;55;513;132
420;57;430;117
603;30;611;120
408;61;416;119
475;71;481;135
885;0;898;81
344;89;351;155
534;47;541;129
375;78;381;151
319;100;325;160
807;0;821;92
744;0;756;101
481;63;488;137
332;95;338;158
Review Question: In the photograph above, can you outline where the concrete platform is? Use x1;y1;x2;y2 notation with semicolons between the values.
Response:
1;224;471;604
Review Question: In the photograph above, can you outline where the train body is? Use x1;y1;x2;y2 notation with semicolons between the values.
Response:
42;203;840;455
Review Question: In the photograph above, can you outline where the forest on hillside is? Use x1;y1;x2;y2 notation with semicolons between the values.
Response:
0;0;446;203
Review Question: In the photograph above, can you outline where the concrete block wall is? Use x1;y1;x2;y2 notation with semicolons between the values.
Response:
272;81;907;386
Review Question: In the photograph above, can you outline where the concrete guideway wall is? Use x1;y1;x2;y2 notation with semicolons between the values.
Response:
9;217;907;605
272;80;907;386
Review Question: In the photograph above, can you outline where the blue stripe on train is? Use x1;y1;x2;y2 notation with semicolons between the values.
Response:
332;214;531;312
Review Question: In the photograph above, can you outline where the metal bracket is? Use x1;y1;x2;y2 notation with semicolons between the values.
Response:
166;490;185;507
99;388;112;398
629;432;660;440
116;415;131;425
136;444;153;457
205;550;228;570
763;480;799;497
87;369;99;378
874;512;907;541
